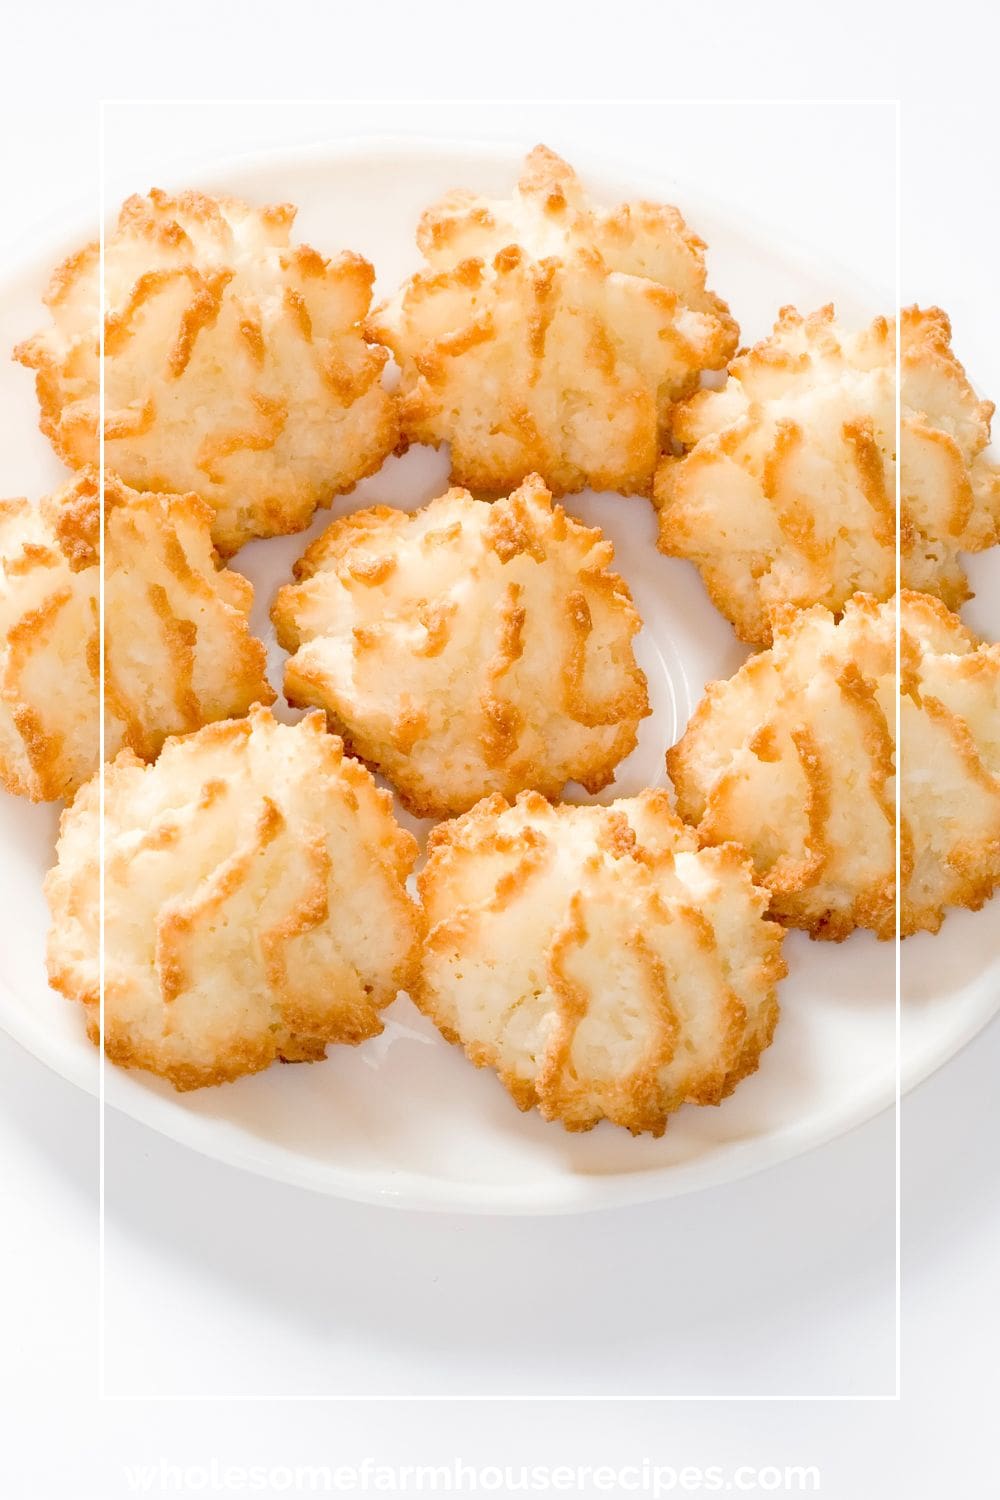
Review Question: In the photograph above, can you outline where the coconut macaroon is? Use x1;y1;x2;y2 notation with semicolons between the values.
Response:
416;789;785;1136
14;189;398;555
272;474;649;818
45;708;421;1090
0;470;272;802
669;594;897;940
668;592;1000;940
656;307;896;646
902;306;1000;603
900;591;1000;935
369;145;737;497
656;305;1000;646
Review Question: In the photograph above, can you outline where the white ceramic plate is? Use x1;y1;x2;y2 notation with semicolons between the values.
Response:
1;140;997;1213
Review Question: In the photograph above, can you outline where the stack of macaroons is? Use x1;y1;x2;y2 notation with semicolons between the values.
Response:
5;147;997;1135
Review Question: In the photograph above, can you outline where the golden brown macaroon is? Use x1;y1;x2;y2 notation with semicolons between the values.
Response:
272;474;649;818
899;591;1000;934
369;145;737;497
902;306;1000;602
15;189;398;554
416;789;785;1136
0;470;272;802
668;592;1000;940
656;305;1000;646
669;594;897;940
45;707;421;1090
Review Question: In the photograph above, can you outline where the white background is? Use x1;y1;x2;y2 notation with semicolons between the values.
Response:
1;12;998;1497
